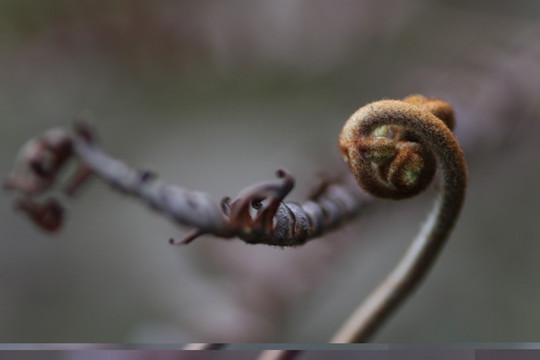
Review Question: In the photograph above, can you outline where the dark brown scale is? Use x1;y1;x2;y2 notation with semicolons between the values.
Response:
227;171;370;247
300;200;326;238
283;203;310;241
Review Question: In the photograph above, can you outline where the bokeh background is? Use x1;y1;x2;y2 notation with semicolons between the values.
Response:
1;0;540;344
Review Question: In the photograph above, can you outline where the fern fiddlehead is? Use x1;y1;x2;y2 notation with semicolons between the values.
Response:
332;94;467;342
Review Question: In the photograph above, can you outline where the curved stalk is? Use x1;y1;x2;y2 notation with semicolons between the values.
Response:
332;95;467;342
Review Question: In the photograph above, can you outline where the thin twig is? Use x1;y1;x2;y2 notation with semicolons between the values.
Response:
4;123;372;247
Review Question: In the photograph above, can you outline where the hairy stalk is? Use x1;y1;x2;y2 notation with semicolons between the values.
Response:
255;95;466;360
331;95;467;342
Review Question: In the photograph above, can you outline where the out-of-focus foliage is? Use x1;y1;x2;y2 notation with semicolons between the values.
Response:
1;0;540;343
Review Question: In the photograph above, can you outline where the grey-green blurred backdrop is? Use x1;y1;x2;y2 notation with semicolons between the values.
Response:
1;0;540;343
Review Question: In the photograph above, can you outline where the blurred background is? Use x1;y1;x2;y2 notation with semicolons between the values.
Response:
1;0;540;345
